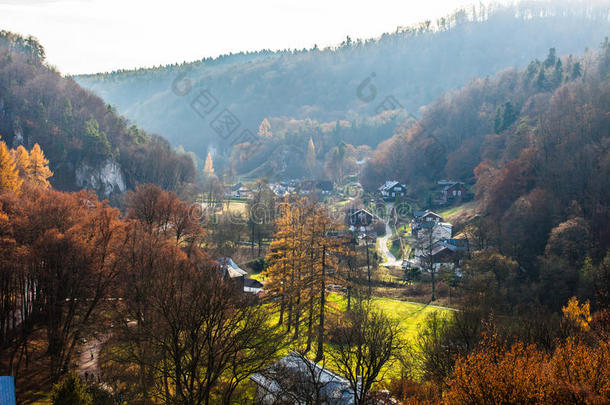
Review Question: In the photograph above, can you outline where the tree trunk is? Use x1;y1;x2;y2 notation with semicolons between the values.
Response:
365;237;371;297
306;295;314;353
278;292;285;326
315;246;326;362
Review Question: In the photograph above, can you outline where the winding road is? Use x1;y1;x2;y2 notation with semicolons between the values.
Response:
378;221;402;267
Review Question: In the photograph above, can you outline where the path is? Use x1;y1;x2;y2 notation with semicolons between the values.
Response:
378;221;402;267
77;334;107;384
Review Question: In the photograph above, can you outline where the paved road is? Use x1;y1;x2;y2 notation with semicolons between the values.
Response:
378;221;402;267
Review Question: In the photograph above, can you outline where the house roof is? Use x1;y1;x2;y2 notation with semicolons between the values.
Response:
443;182;464;191
350;208;373;218
413;209;442;219
423;211;442;219
231;183;243;191
251;352;354;404
0;377;16;405
244;277;263;288
437;179;463;186
217;257;247;278
437;222;452;229
442;238;468;251
379;180;404;192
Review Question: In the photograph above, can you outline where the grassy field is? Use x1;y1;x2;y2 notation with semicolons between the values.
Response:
327;293;453;342
222;199;249;215
438;201;477;223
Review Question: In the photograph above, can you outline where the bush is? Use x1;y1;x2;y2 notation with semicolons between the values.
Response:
51;372;92;405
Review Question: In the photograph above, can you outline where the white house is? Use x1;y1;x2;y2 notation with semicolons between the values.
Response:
378;181;406;199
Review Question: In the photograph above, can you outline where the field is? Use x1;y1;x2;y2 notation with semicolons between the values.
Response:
438;201;477;224
222;199;249;215
327;293;453;342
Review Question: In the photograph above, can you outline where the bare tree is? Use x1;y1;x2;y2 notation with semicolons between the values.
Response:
112;249;281;405
328;306;402;404
414;225;443;301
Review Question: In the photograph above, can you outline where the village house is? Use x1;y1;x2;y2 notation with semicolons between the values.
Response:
437;180;467;204
244;277;264;294
414;238;469;270
230;183;252;199
378;181;406;199
346;208;379;232
269;182;293;197
411;210;445;238
217;257;262;294
217;257;246;292
250;352;355;405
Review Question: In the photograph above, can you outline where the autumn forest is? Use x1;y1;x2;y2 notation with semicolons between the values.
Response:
0;1;609;404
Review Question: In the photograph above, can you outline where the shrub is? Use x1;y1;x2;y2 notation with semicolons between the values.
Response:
51;372;92;405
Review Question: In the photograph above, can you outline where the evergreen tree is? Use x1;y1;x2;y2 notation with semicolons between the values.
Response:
544;47;557;68
536;66;548;91
572;61;582;79
551;59;563;87
83;118;111;160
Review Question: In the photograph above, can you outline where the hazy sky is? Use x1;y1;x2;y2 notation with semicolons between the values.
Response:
1;0;488;74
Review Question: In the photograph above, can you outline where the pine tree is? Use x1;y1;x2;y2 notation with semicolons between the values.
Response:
0;141;22;192
28;143;53;188
551;59;563;88
203;152;214;174
536;67;548;91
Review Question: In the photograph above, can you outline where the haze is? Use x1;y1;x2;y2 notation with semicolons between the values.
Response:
1;0;488;74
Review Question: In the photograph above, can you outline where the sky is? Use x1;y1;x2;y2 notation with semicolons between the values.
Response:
1;0;489;74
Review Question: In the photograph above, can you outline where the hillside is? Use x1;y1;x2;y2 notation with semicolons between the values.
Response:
364;40;610;308
0;31;196;198
75;2;609;172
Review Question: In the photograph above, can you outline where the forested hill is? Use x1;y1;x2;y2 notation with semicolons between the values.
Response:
364;41;610;288
0;31;196;198
75;2;609;162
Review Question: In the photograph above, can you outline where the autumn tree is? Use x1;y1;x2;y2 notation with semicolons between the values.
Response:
0;141;22;192
305;137;316;178
258;118;273;138
444;334;557;404
203;152;214;174
263;197;348;360
126;184;203;247
11;145;29;178
328;306;402;405
27;143;53;188
111;252;281;405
